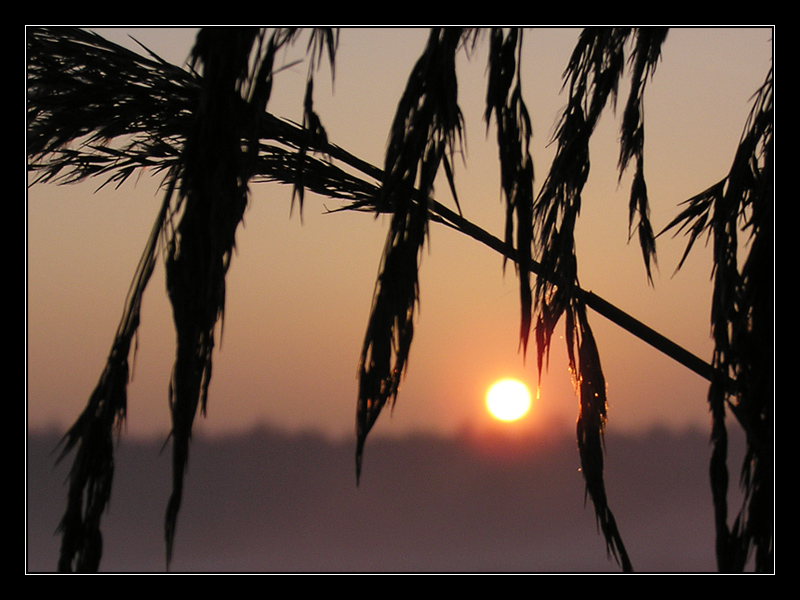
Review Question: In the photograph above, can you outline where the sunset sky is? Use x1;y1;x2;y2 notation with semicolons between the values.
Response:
26;27;773;444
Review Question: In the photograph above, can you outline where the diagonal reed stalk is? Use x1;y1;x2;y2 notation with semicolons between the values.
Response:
28;27;715;390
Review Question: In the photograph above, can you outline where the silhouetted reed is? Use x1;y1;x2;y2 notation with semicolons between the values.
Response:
27;27;772;573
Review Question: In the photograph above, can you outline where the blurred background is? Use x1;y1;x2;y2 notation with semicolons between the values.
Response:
26;27;771;572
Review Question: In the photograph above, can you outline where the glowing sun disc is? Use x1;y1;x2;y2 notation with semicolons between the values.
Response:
486;379;532;422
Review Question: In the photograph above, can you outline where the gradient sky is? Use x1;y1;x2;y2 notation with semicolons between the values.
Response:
26;27;773;442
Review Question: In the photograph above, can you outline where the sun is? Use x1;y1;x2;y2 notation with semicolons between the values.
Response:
486;378;532;422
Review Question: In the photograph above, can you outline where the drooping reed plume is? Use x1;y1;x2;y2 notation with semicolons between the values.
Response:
28;26;341;570
356;28;468;480
530;28;671;572
661;67;773;571
485;28;535;358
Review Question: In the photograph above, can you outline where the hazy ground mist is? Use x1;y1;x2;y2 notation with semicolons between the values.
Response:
27;425;740;573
